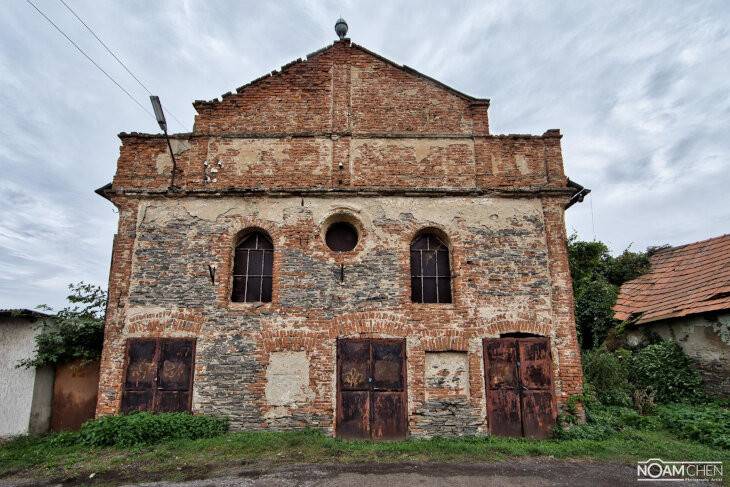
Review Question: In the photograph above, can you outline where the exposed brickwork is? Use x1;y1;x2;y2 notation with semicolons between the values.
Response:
96;39;583;437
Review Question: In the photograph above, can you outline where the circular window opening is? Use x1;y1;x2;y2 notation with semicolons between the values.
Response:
325;222;358;252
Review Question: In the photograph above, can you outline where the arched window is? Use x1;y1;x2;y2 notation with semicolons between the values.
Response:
410;233;452;303
231;231;273;303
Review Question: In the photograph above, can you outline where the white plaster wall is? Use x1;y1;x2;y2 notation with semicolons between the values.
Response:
0;319;42;437
626;312;730;397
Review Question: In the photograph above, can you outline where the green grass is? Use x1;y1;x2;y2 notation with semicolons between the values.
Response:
1;428;728;485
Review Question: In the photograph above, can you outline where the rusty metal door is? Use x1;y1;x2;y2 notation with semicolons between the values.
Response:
121;338;195;413
336;339;407;440
483;337;555;438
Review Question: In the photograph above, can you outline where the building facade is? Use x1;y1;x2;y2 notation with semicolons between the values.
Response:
96;38;585;438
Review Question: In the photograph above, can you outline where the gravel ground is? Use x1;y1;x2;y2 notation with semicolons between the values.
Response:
121;459;647;487
3;458;710;486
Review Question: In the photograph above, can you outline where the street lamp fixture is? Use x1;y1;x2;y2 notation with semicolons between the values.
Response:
149;95;178;190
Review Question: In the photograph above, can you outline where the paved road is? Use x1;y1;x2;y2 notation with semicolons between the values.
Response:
122;460;646;487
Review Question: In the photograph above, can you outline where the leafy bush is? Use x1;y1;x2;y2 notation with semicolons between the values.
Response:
18;282;107;368
657;404;730;450
554;404;661;440
567;235;651;350
629;341;704;403
79;413;228;447
582;348;632;406
45;431;81;447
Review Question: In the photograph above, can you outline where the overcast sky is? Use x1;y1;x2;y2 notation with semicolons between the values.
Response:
1;0;728;310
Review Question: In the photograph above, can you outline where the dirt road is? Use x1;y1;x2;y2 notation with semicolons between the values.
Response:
122;459;645;487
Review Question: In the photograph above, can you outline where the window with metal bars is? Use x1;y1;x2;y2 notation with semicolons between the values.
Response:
231;231;273;303
410;233;452;303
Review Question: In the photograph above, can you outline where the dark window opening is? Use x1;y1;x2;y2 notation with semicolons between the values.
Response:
326;222;358;252
410;233;452;303
232;231;273;303
121;338;195;413
500;332;544;338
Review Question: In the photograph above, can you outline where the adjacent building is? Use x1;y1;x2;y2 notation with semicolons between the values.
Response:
95;29;587;438
0;309;53;437
614;234;730;398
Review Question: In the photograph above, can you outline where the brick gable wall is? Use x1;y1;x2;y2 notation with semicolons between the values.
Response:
96;39;583;437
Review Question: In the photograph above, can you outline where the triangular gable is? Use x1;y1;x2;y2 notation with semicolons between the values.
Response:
192;40;489;135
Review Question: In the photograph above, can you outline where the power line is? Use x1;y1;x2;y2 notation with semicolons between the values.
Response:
57;0;187;131
26;0;155;121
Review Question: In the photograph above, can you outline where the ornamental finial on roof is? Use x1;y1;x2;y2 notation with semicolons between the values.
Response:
335;18;348;39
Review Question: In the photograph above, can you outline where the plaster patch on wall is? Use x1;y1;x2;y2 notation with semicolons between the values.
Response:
155;153;173;175
491;155;501;174
265;351;315;408
170;139;192;155
154;140;191;175
515;155;530;175
425;352;469;396
205;139;330;178
351;139;472;164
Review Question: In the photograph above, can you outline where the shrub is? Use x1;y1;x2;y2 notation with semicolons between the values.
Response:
554;402;663;441
17;282;106;369
45;431;81;447
582;348;631;406
657;404;730;450
633;387;657;415
628;341;704;403
79;412;228;447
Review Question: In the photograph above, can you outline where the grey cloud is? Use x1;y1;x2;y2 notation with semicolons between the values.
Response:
1;0;728;309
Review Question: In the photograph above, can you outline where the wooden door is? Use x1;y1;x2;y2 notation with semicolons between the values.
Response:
517;338;555;438
483;337;555;438
336;338;407;440
121;338;195;413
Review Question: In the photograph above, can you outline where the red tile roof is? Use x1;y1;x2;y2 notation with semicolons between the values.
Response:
613;234;730;324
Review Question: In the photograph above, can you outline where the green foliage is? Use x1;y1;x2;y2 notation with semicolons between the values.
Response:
554;405;661;440
567;235;651;349
582;348;632;406
18;282;107;368
78;412;228;447
632;387;657;415
628;341;704;403
657;404;730;450
604;248;651;286
45;431;81;447
573;277;618;349
2;424;728;481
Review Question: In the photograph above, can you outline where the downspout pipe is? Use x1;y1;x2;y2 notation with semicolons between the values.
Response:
566;178;591;208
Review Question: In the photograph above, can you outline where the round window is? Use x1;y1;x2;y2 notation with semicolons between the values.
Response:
325;222;358;252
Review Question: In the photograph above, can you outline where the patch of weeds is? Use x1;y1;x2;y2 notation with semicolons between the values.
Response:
657;403;730;449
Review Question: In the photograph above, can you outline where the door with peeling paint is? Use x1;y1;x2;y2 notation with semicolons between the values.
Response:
121;338;195;413
483;337;555;438
336;338;407;440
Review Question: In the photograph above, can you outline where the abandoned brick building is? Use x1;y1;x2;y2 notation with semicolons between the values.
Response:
96;26;587;439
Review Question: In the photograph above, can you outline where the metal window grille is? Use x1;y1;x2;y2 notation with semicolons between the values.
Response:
410;234;452;303
231;232;273;302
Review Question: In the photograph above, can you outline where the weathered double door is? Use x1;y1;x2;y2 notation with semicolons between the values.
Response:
483;337;556;438
336;339;407;440
121;338;195;413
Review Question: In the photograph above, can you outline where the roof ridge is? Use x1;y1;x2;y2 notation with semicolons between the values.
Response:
653;233;730;257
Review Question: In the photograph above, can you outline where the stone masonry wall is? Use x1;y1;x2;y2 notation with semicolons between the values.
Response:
96;195;583;436
96;37;584;437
